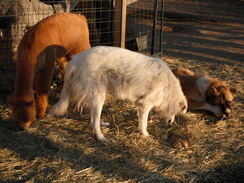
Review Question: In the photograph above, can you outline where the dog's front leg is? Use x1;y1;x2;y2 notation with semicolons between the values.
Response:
187;99;223;117
137;106;151;137
205;103;223;117
187;99;206;110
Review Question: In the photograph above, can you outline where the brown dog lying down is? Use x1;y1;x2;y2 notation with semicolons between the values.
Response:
172;68;236;118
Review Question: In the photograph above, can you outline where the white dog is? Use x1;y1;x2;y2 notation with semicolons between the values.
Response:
49;46;187;142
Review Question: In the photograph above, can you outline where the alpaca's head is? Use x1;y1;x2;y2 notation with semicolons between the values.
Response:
9;101;36;130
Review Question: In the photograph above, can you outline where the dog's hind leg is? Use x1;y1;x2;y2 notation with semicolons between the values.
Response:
89;93;108;142
137;105;152;137
78;106;109;127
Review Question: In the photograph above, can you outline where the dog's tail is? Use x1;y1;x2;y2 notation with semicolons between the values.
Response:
49;73;72;116
49;81;70;116
172;68;194;76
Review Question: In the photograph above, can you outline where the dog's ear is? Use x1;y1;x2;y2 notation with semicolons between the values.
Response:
229;87;236;97
179;101;187;113
206;86;217;101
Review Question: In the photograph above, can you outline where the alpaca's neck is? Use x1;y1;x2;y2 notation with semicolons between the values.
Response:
13;58;36;102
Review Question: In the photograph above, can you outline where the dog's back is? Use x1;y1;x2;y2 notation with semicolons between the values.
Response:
67;46;172;102
172;68;194;76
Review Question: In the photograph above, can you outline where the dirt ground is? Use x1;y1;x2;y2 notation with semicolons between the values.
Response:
163;0;244;67
0;0;244;182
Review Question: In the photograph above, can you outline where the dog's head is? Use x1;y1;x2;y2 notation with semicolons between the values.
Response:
206;80;236;118
156;95;187;124
171;98;187;123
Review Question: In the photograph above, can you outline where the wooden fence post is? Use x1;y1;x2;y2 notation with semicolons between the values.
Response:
113;0;127;48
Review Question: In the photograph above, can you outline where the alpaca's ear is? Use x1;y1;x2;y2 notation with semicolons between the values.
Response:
206;86;217;101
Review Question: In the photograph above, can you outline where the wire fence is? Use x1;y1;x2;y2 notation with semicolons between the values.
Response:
0;0;164;93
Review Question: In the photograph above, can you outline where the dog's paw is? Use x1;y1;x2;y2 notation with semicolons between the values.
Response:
173;139;189;148
211;106;226;118
97;136;109;143
139;130;150;137
100;120;110;127
140;133;154;139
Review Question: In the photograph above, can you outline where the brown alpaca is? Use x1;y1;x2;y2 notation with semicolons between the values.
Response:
9;13;91;129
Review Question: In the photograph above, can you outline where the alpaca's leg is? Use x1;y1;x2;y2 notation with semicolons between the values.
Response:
35;65;55;118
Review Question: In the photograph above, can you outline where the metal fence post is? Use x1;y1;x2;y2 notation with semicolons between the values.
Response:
151;0;159;55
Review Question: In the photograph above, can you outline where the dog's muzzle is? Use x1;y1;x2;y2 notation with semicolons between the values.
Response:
167;116;175;124
224;108;231;117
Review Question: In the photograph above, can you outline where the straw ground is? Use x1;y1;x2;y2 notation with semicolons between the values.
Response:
0;57;243;182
